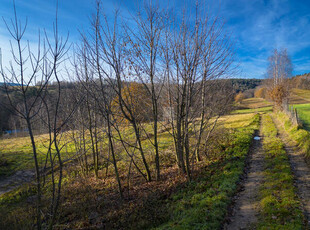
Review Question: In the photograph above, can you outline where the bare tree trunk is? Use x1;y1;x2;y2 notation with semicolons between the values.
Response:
26;117;42;229
86;92;99;178
106;113;123;199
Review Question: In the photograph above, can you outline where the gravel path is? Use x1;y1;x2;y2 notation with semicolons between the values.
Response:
224;125;264;229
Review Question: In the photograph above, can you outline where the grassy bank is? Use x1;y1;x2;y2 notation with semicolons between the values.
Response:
258;114;304;229
275;111;310;160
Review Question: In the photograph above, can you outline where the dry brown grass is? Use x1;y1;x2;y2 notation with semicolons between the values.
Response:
289;88;310;104
56;161;210;230
238;98;273;109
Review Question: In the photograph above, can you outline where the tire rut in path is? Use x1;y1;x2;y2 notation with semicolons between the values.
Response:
224;126;264;230
272;114;310;225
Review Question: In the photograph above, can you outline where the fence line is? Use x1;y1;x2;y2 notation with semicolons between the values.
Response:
282;102;301;127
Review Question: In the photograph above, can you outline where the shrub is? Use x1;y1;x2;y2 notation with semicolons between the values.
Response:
254;87;267;99
268;85;288;108
235;92;245;103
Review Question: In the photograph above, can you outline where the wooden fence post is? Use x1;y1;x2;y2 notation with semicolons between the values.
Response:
294;108;298;126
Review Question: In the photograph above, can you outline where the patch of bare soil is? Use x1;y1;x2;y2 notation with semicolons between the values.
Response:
272;114;310;225
0;170;35;195
224;125;264;229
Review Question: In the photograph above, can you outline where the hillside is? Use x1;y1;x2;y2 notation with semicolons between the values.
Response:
228;78;263;92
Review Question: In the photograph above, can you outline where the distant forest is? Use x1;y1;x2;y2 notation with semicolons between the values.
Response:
229;78;263;93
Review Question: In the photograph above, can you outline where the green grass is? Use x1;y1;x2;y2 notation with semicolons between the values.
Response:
258;114;305;229
0;122;175;178
0;132;88;178
0;135;50;177
275;111;310;161
218;113;258;129
291;103;310;131
0;112;260;229
152;114;259;230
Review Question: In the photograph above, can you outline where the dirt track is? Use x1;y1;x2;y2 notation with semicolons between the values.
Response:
224;125;264;229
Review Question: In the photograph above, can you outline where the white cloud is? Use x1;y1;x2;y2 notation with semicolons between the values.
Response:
217;0;310;77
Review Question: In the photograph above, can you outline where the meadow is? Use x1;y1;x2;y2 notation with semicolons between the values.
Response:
0;109;260;229
2;94;310;229
290;103;310;130
290;88;310;103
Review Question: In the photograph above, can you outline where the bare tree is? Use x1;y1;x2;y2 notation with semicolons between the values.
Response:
43;8;72;228
0;2;71;229
88;2;153;182
0;4;49;228
75;3;125;197
0;1;238;228
162;2;235;180
125;0;166;180
266;48;292;109
75;0;234;195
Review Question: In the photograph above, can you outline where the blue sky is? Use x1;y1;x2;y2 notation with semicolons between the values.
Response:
0;0;310;79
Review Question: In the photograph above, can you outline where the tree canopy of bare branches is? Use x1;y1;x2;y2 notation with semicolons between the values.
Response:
266;48;292;108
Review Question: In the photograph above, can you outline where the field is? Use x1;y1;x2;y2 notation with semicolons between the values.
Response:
237;97;273;109
0;134;54;177
290;88;310;104
2;94;310;229
0;109;261;229
290;103;310;130
287;89;310;131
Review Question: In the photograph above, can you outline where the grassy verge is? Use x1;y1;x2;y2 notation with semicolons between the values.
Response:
152;114;259;230
258;114;304;229
275;111;310;160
